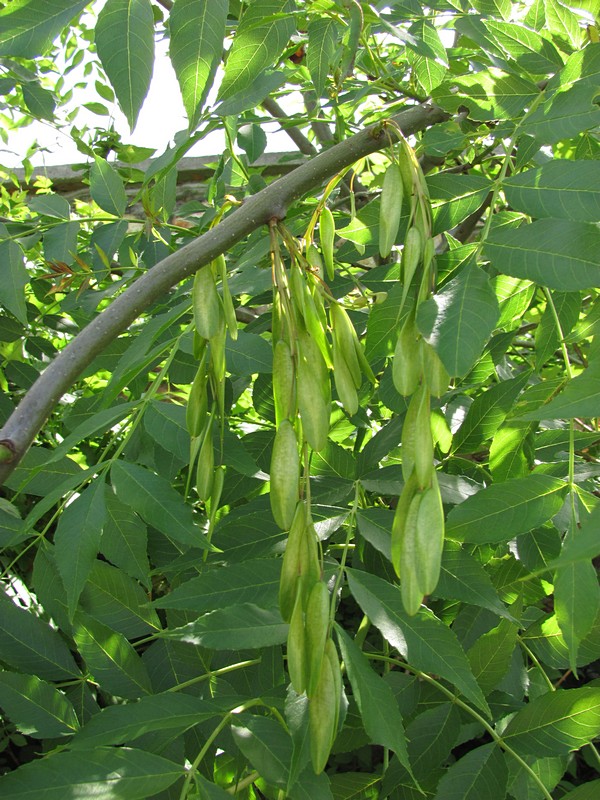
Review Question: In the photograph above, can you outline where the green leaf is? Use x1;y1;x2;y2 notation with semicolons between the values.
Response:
307;17;339;97
101;491;150;586
406;703;461;780
503;161;600;222
489;421;535;482
0;671;79;737
549;503;600;568
519;363;600;419
22;81;56;119
232;716;292;788
0;588;80;680
79;560;161;638
407;20;448;94
169;0;227;128
0;240;28;324
544;0;585;49
446;474;567;544
70;692;224;748
346;569;489;714
161;603;288;649
0;0;88;58
43;220;79;264
153;557;281;612
467;618;519;694
417;263;499;378
559;780;600;800
95;0;155;130
453;371;530;454
523;610;600;671
554;525;600;671
484;20;563;74
503;687;600;757
366;283;408;360
436;542;513;620
522;82;600;144
0;747;183;800
73;611;152;699
111;460;213;550
225;330;273;374
335;626;411;773
329;772;380;800
90;156;127;216
427;174;492;235
432;68;539;121
218;0;296;103
54;478;106;618
432;743;508;800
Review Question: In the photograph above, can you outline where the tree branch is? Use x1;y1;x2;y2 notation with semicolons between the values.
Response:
261;97;318;157
0;103;448;483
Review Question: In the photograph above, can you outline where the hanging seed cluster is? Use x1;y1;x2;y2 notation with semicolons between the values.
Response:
269;213;375;774
186;254;237;531
382;138;448;616
185;136;446;773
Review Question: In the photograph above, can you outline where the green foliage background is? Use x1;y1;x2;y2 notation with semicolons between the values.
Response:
0;0;600;798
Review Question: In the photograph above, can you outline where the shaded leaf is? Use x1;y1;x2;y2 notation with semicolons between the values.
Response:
218;0;296;103
503;161;600;222
169;0;227;128
153;557;281;612
335;626;411;773
232;716;292;788
0;588;80;681
427;174;492;236
0;747;183;800
432;743;507;800
0;0;88;58
467;618;519;694
346;569;488;713
446;474;567;544
0;671;79;738
70;692;225;748
90;156;127;216
95;0;155;130
503;687;600;757
101;491;150;586
519;363;600;420
111;460;213;550
417;263;499;377
161;603;288;649
0;240;28;324
307;17;339;97
73;611;152;699
54;478;106;617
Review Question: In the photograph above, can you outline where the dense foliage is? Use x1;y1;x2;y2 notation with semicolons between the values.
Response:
1;0;600;798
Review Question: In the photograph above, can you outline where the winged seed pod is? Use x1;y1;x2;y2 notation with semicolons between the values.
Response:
216;254;238;341
297;329;331;452
392;317;422;397
332;342;359;415
270;420;300;530
279;501;308;622
287;587;307;694
186;355;208;438
193;263;223;340
319;206;336;281
306;580;330;696
422;341;450;398
399;490;425;615
379;162;403;258
195;419;214;501
391;470;419;578
273;339;296;426
414;472;444;596
309;650;337;774
330;303;361;388
401;226;422;290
